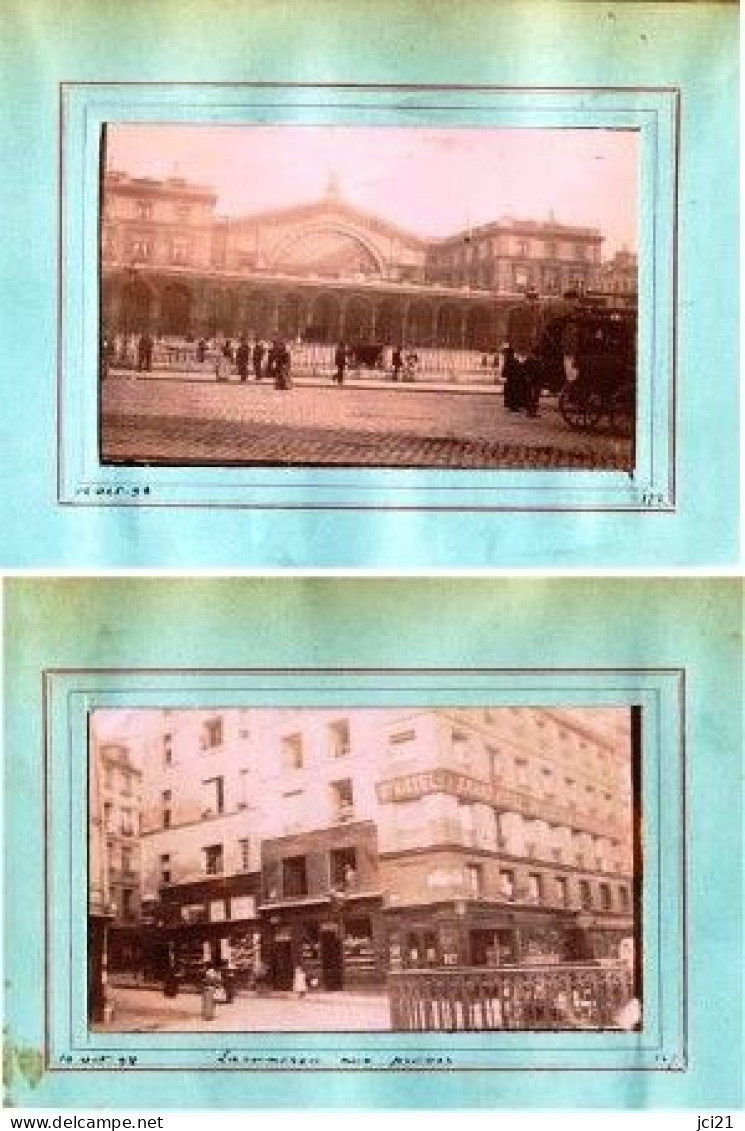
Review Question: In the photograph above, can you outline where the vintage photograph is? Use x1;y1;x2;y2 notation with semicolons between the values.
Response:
89;705;641;1033
99;124;638;472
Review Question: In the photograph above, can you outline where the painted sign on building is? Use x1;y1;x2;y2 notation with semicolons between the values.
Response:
376;768;499;806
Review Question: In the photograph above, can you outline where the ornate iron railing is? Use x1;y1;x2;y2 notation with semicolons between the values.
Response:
388;963;634;1031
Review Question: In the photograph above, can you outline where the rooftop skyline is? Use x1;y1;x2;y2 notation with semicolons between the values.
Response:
105;125;638;257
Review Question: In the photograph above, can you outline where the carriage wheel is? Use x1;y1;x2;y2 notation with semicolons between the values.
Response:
559;386;604;431
608;389;635;438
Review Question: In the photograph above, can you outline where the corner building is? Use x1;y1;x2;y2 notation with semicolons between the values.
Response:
139;708;635;990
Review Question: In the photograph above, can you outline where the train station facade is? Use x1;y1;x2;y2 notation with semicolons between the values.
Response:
100;172;627;354
126;706;637;993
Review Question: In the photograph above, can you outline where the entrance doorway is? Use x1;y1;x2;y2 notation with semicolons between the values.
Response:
271;937;294;990
320;927;343;990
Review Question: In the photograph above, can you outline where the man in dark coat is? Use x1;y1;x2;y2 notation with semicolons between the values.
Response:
137;332;154;372
252;339;265;381
391;346;403;381
334;341;347;385
504;289;543;415
236;336;250;382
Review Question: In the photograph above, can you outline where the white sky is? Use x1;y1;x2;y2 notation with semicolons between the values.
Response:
106;125;638;256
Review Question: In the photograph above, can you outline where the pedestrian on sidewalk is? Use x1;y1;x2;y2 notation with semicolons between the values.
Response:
391;345;403;381
252;339;265;381
293;962;308;999
236;336;250;382
201;962;222;1021
333;341;347;385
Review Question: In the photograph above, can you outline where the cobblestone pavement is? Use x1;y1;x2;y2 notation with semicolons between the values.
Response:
101;373;633;470
96;985;391;1032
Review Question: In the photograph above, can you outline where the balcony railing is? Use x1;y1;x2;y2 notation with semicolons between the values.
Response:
388;964;635;1031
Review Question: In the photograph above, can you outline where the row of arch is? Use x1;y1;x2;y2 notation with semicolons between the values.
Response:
103;274;510;351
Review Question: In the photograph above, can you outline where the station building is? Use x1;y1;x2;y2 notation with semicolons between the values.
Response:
136;707;636;991
101;171;616;354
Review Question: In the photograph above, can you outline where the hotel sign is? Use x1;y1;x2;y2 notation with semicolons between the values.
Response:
375;768;626;840
376;769;498;806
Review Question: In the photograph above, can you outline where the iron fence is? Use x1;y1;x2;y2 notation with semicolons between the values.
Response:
105;337;504;384
388;963;635;1031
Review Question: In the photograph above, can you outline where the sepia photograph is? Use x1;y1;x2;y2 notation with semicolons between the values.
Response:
99;124;638;472
89;705;641;1034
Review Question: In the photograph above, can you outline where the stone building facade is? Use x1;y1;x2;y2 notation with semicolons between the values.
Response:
101;172;623;354
88;736;143;1018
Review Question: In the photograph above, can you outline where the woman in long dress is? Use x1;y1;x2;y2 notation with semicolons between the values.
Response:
293;963;308;999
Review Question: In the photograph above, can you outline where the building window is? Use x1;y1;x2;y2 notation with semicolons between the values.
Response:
618;884;630;912
203;844;224;876
120;807;134;836
131;238;152;261
237;768;249;809
160;854;171;884
201;775;224;817
281;733;303;770
330;778;354;822
121;845;133;873
121;888;135;919
202;717;223;750
330;847;358;890
465;863;484;898
171;237;192;265
527;873;543;903
103;802;113;832
238;837;251;872
121;772;132;798
452;729;471;765
175;203;191;221
579;879;592;909
135;200;153;220
574;244;587;260
555;876;568;906
516;239;530;256
599;882;612;911
161;790;171;829
282;855;308;898
163;733;173;766
328;718;351;758
499;868;515;899
513;266;530;290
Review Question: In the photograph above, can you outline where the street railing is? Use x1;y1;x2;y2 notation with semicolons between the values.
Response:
388;963;634;1031
105;338;504;383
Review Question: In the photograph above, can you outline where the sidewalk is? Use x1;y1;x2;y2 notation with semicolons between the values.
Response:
96;984;392;1033
110;365;504;395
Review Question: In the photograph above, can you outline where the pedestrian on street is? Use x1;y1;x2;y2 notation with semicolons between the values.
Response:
196;337;207;365
137;331;153;372
391;345;403;381
275;340;292;390
201;963;222;1021
236;336;250;382
334;341;347;385
252;339;265;381
293;962;308;999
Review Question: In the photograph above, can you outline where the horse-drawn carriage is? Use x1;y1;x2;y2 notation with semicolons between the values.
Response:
535;303;637;437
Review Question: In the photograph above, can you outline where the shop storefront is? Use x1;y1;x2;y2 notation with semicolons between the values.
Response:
382;900;633;971
259;893;384;990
